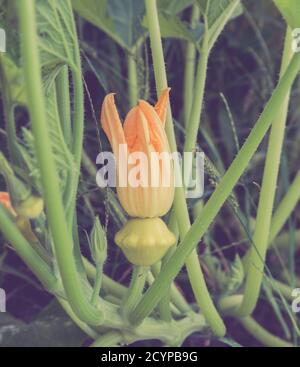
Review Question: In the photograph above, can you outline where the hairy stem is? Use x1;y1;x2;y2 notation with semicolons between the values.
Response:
184;17;209;152
55;65;71;145
91;263;103;305
183;4;200;126
127;52;139;107
122;266;148;320
17;0;103;325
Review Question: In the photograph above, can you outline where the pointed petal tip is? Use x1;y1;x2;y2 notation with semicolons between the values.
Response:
155;88;170;126
100;92;125;150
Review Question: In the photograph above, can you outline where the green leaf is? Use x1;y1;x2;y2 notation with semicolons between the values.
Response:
1;1;78;104
36;0;79;85
202;0;241;27
273;0;300;28
72;0;146;51
19;86;74;195
197;0;241;49
226;255;244;294
107;0;146;49
198;0;242;25
155;0;204;42
157;0;195;15
157;13;204;42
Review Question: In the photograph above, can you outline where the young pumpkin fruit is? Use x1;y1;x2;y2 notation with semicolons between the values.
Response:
115;218;176;266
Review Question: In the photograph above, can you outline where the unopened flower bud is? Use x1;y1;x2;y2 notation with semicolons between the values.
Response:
90;217;107;264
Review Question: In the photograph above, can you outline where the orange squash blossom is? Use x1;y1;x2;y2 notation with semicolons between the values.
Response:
100;89;176;266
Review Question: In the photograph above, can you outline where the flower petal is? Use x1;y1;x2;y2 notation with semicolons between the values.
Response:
138;99;169;153
154;88;170;126
123;107;140;152
100;93;126;155
0;192;16;215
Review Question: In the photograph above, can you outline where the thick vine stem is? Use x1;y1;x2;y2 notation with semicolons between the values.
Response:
237;27;294;317
17;0;103;325
183;17;209;153
269;170;300;244
183;3;200;126
127;52;139;107
55;65;71;146
144;0;226;337
122;266;148;320
218;295;293;347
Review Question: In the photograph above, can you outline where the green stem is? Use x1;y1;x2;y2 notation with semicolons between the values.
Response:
0;205;60;293
183;4;200;126
218;295;293;347
238;317;293;348
66;69;84;226
271;279;295;302
122;265;148;319
17;0;103;325
270;170;300;243
83;256;128;299
159;287;172;321
58;298;99;339
157;213;190;319
91;263;103;305
242;170;300;268
55;65;71;145
237;27;294;317
72;72;84;168
129;47;300;326
0;205;209;344
0;205;101;340
65;13;85;227
127;52;139;107
151;261;190;315
144;0;226;337
272;229;300;251
56;65;74;221
157;260;172;321
184;18;209;152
